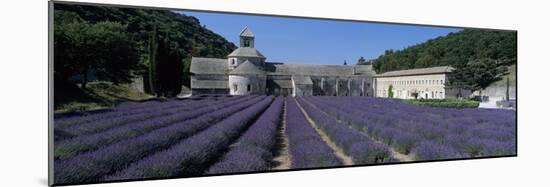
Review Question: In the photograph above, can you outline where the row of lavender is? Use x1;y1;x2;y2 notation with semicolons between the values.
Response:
295;97;393;164
54;96;253;160
54;96;270;184
207;97;284;174
54;96;240;141
55;95;233;127
285;98;343;168
303;96;516;160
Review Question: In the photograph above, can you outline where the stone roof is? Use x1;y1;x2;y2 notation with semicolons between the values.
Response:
271;79;293;88
190;57;227;75
240;27;254;37
191;80;228;89
227;47;266;58
354;65;376;75
229;60;265;75
292;75;313;85
190;58;376;77
266;63;370;76
376;66;454;77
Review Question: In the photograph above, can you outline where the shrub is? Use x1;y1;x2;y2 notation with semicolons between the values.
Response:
404;99;479;108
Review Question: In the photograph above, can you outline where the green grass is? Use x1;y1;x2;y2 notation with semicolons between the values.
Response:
55;81;153;113
86;82;152;102
403;99;480;108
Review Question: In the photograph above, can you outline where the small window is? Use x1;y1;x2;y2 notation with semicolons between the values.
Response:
244;40;250;47
231;59;236;65
233;84;238;92
247;84;251;92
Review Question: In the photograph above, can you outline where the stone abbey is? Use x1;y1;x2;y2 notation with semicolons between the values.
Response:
190;27;461;99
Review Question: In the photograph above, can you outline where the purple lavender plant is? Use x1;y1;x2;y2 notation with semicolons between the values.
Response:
411;141;465;160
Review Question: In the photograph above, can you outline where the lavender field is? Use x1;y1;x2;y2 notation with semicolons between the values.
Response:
53;96;516;184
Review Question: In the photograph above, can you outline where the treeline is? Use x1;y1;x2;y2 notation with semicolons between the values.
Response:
54;4;236;97
360;29;516;92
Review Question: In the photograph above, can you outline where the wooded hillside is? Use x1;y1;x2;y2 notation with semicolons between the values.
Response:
360;29;517;91
54;4;237;96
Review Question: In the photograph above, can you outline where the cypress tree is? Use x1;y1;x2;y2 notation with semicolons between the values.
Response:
147;26;158;95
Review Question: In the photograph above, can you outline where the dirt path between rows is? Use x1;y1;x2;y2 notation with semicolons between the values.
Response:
301;98;415;162
272;100;291;170
295;99;354;166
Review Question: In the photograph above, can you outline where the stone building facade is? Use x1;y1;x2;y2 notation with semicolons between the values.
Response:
374;66;468;99
190;27;461;99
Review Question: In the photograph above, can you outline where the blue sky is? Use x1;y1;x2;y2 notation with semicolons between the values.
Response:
178;11;461;65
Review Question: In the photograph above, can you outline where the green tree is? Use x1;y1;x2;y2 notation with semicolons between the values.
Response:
154;35;184;97
464;58;509;95
54;11;138;88
54;11;85;83
146;26;159;94
91;22;139;85
357;56;367;64
369;29;516;75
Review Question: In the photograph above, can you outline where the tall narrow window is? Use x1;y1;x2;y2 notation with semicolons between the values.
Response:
247;84;251;92
233;84;238;92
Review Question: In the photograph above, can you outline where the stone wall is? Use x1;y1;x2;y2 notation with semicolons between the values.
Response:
266;75;292;96
126;75;145;93
192;74;228;80
192;88;229;95
310;76;372;96
445;87;473;99
228;74;266;95
228;57;265;70
473;86;516;101
294;84;313;96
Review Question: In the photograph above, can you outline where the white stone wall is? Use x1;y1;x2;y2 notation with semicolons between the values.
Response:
375;74;447;99
126;75;145;93
228;75;266;95
228;57;239;70
293;84;313;96
472;86;516;101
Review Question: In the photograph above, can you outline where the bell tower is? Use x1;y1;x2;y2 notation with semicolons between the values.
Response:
227;27;266;70
239;27;254;48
